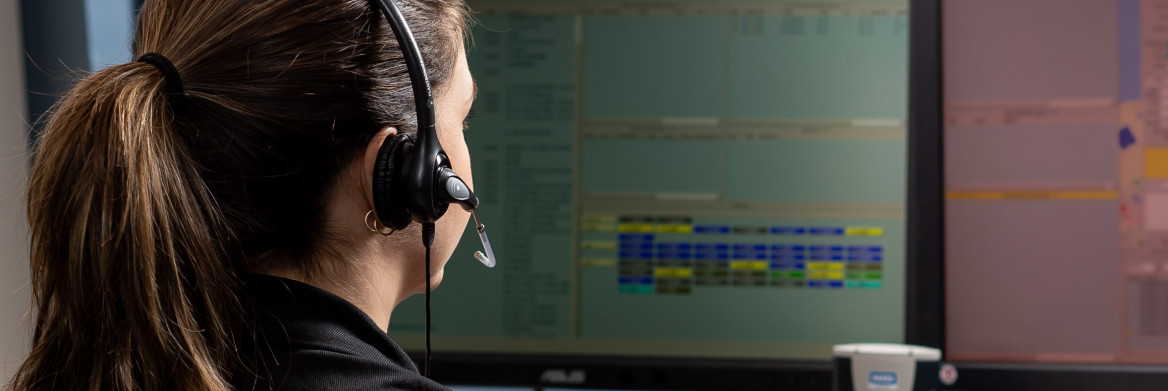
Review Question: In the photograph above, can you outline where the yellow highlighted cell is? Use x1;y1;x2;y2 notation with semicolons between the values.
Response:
809;271;845;280
730;261;769;270
655;268;694;278
579;241;617;250
846;227;884;237
807;262;844;270
618;224;656;233
946;190;1117;200
580;258;617;267
657;224;695;234
1148;148;1168;179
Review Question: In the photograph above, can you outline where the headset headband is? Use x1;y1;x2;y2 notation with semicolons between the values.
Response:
371;0;446;222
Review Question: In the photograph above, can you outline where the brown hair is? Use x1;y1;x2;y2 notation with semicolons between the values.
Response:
10;0;469;390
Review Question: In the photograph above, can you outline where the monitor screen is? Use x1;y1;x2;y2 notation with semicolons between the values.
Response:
942;0;1167;364
388;0;912;364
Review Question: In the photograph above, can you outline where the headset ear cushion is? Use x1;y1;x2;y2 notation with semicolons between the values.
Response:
372;133;416;231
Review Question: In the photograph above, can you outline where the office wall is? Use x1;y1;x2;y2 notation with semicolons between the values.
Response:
1;0;30;385
85;0;133;69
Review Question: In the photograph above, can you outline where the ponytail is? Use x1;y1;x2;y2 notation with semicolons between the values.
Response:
13;62;242;391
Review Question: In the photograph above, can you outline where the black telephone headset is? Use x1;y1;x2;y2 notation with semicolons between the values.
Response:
368;0;493;378
370;0;478;231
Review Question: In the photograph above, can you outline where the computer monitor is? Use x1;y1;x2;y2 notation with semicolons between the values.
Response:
386;0;918;389
911;0;1168;388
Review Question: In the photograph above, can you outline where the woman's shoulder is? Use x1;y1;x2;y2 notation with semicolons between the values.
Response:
236;273;450;391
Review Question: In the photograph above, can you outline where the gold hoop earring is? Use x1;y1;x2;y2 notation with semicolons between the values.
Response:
365;210;395;236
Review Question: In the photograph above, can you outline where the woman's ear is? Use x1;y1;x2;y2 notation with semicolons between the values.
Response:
360;127;398;213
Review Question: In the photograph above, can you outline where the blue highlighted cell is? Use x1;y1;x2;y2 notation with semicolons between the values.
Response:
695;225;731;234
809;280;845;289
677;243;692;251
620;234;655;241
619;251;632;258
638;252;654;259
770;226;807;235
716;253;729;260
620;277;654;285
618;277;654;285
676;252;692;259
620;242;654;250
810;227;845;235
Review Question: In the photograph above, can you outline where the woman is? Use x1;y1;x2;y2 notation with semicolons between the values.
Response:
9;0;474;389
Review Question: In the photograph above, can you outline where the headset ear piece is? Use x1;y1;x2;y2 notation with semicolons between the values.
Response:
372;133;416;231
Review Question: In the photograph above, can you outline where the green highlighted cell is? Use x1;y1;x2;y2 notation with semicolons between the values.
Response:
846;281;884;289
619;285;655;294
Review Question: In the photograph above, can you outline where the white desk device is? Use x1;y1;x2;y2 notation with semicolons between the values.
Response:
832;343;945;391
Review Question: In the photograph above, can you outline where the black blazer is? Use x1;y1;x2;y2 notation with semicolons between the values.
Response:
237;273;450;391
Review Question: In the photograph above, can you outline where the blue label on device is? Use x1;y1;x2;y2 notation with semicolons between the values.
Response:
869;371;897;386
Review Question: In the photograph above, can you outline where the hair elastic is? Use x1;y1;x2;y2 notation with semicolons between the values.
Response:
137;53;186;109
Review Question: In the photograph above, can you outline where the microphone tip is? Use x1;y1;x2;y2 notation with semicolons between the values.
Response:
474;251;495;268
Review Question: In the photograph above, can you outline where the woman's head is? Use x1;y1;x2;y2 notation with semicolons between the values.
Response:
13;0;471;390
132;0;472;269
